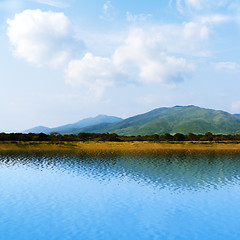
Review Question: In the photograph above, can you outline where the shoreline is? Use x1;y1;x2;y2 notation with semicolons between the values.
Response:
1;141;240;151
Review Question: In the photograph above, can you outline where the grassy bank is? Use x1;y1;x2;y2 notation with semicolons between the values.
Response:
1;141;240;151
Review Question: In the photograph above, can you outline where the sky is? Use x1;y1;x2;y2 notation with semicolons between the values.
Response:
1;0;240;131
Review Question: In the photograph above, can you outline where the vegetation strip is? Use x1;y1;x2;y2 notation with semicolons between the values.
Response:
1;141;240;151
1;132;240;142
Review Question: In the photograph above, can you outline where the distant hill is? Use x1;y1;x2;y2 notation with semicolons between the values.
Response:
71;105;240;135
71;122;115;134
23;115;122;134
23;106;240;136
23;126;51;134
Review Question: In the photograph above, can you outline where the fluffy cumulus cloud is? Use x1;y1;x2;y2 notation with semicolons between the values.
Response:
132;23;208;57
143;14;229;57
112;28;194;84
7;9;81;67
65;27;195;96
65;53;116;97
7;7;227;97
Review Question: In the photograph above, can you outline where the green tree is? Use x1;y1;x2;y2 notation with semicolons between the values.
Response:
187;133;198;141
174;133;185;141
205;132;213;141
163;133;174;141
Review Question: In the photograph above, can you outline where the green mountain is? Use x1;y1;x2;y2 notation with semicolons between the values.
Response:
46;115;122;134
72;105;240;135
23;106;240;136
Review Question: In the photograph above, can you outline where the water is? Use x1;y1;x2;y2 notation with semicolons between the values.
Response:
0;150;240;240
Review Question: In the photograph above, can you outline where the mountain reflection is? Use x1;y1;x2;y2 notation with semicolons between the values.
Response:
0;150;240;191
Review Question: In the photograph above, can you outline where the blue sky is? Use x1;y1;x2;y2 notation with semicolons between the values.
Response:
1;0;240;131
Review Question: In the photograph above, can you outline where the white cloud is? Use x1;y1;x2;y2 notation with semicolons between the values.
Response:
198;14;231;24
173;0;234;12
214;62;240;73
65;27;194;96
7;9;223;96
65;53;115;98
103;1;111;12
183;21;209;40
126;12;152;23
128;23;209;57
185;0;202;10
112;28;194;84
176;0;184;13
7;9;82;67
144;15;230;57
99;1;115;21
34;0;68;8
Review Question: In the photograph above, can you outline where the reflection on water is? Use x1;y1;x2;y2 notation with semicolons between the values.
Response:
1;150;239;190
0;150;240;239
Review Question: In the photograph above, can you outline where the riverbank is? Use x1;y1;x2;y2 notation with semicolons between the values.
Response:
1;141;240;151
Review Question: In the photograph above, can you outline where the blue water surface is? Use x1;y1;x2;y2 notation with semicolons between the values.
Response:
0;150;239;240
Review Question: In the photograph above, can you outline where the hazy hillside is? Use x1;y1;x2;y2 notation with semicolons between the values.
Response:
70;122;115;134
72;105;240;135
47;115;122;134
23;115;122;134
23;126;51;134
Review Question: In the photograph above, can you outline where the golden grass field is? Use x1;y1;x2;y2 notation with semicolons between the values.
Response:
1;141;240;151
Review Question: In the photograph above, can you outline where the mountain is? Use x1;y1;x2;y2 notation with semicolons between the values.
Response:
23;106;240;136
71;105;240;135
48;115;122;134
23;115;122;134
23;126;51;134
71;122;115;134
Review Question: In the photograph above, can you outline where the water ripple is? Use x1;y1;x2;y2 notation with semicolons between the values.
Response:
0;150;240;239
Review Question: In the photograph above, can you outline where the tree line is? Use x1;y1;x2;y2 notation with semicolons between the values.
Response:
1;132;240;142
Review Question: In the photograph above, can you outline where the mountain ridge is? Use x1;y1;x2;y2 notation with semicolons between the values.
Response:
23;115;123;134
23;106;240;135
71;105;240;135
